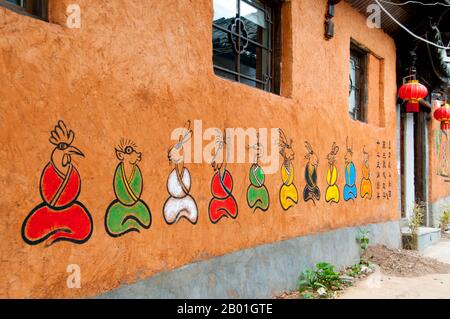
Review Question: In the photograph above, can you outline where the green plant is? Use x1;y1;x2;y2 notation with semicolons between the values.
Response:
403;202;425;250
439;206;450;232
315;262;341;290
356;228;370;251
298;262;341;296
347;263;362;277
298;268;323;292
301;292;314;299
408;201;425;236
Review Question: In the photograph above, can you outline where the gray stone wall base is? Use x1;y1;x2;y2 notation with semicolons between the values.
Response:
100;220;401;299
430;196;450;228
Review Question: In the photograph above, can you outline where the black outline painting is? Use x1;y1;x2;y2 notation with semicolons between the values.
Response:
303;141;321;204
104;139;151;237
163;121;199;225
360;146;373;199
208;129;239;224
21;120;93;246
325;142;340;204
278;129;298;210
246;133;270;212
343;137;357;201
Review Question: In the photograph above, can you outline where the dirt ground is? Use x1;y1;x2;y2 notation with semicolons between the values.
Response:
278;237;450;299
339;238;450;299
362;244;450;277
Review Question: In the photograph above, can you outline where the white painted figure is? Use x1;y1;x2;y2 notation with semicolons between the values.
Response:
163;121;198;224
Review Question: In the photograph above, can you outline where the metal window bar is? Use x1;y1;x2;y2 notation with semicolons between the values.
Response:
212;0;274;92
349;47;366;122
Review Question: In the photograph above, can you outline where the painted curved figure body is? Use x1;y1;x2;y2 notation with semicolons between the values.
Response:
208;129;238;223
247;135;270;212
247;164;270;212
22;121;93;246
164;167;198;224
164;121;198;224
105;141;151;237
343;162;357;201
343;138;357;201
325;142;340;203
304;162;320;203
280;162;298;210
326;165;340;203
303;142;320;204
209;169;238;223
360;147;373;199
278;129;298;210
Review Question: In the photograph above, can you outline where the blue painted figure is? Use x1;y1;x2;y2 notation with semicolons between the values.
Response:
343;138;357;201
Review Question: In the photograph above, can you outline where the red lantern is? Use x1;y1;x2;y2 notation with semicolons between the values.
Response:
398;79;428;113
433;102;450;131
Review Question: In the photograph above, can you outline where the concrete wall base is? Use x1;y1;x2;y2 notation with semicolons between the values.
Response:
99;220;401;299
430;196;450;228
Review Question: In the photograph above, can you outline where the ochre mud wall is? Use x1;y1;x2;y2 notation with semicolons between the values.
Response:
0;0;398;297
429;102;450;203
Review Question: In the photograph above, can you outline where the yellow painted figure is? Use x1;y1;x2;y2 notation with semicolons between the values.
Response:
325;142;340;203
326;165;340;203
280;162;298;210
278;129;298;210
360;146;373;199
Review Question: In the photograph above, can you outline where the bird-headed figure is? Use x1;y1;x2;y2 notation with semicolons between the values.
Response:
21;120;93;246
105;139;152;237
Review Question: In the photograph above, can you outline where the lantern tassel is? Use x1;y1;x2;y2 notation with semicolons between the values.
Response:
406;101;419;113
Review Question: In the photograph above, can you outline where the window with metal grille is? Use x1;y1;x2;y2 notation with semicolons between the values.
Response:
349;43;368;122
212;0;281;94
1;0;48;21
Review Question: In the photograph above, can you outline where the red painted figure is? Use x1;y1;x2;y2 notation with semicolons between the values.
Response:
208;130;238;223
22;121;93;246
209;169;238;223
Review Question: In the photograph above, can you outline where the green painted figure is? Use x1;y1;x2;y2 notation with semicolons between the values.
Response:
105;140;151;237
246;135;270;212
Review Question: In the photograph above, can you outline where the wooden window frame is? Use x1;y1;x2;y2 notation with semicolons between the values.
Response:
0;0;48;21
349;42;368;122
212;0;282;94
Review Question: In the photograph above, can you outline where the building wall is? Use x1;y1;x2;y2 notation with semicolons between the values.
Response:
0;0;398;298
429;101;450;227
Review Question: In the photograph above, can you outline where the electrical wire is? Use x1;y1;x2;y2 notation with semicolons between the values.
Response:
375;0;450;50
437;8;449;25
379;0;450;6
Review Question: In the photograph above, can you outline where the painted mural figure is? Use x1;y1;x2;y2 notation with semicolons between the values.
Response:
163;121;198;224
360;146;373;199
325;142;340;204
303;142;321;204
21;120;93;246
436;130;449;177
279;129;298;210
105;140;151;237
208;130;238;223
247;133;270;212
343;138;357;201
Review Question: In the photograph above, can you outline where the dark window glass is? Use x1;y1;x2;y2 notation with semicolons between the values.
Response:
349;43;368;122
212;0;279;94
2;0;48;20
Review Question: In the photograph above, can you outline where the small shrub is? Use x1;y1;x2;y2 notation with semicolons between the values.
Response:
348;263;362;277
356;228;370;251
408;202;425;236
439;207;450;232
298;262;342;298
403;202;425;250
315;262;341;290
298;268;322;292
